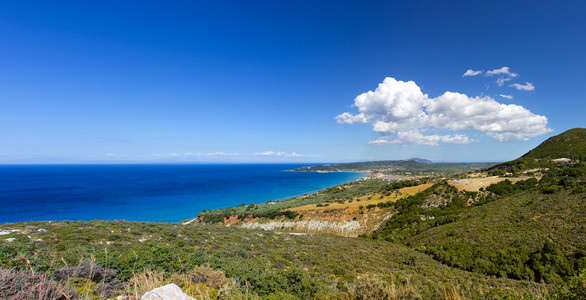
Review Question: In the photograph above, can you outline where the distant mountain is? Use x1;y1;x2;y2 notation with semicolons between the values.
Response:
408;157;433;164
295;159;427;172
295;159;495;176
522;128;586;160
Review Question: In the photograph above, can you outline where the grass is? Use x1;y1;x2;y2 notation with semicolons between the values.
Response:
0;220;552;299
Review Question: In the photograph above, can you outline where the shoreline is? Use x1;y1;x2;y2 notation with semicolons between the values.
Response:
1;171;372;226
194;171;378;224
244;170;371;202
0;165;371;224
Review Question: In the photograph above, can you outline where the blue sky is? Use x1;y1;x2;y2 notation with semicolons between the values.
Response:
1;0;584;163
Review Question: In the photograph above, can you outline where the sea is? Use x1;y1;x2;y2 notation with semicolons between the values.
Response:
0;164;366;223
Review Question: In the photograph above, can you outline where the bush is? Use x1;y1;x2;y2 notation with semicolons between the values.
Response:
0;268;75;300
555;270;586;299
251;210;299;220
187;266;228;289
486;178;537;196
53;259;117;283
53;259;124;298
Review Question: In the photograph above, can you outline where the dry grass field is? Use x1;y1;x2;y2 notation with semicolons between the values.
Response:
448;177;522;192
290;183;434;212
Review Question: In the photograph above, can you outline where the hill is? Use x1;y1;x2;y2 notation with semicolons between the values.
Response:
373;179;586;281
522;128;586;160
367;130;586;286
488;128;586;173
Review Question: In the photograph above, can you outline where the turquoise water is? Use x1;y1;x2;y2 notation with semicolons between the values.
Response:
0;164;366;223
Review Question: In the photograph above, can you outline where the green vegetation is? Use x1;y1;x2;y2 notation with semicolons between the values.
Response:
382;179;421;192
0;220;551;299
487;129;586;176
484;178;538;196
371;182;472;242
370;162;586;288
522;128;586;160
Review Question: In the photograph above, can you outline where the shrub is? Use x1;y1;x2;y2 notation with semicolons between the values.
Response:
54;259;117;283
0;268;75;300
556;270;586;299
187;266;228;289
53;259;123;298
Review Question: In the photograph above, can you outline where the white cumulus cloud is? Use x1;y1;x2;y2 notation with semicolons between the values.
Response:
510;82;535;91
463;69;482;77
335;112;368;124
336;77;551;145
485;66;518;77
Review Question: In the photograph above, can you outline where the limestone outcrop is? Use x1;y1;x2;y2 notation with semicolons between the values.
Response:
141;283;194;300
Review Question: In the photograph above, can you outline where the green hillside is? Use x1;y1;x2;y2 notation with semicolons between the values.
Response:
522;128;586;160
370;157;586;286
405;187;586;282
0;220;547;299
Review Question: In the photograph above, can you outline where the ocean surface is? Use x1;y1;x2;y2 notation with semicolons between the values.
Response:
0;164;366;223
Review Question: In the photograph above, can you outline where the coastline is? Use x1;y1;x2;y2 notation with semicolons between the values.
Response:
0;164;370;223
195;170;379;225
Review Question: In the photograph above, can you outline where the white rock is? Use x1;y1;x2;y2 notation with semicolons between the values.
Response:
239;219;363;234
141;283;195;300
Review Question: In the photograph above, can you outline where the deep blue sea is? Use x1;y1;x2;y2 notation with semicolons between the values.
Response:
0;164;365;223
